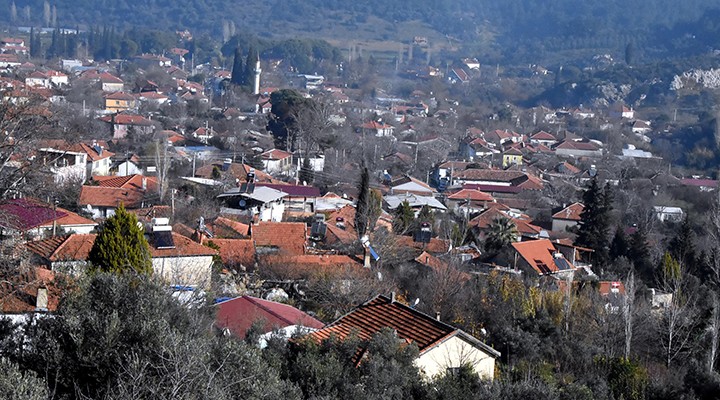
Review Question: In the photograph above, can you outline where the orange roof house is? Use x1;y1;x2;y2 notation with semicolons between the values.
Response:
551;202;584;232
79;175;158;219
304;295;499;380
510;239;577;276
251;222;307;257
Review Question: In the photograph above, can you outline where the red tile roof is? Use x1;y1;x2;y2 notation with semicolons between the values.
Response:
26;234;96;262
511;239;575;275
251;222;307;256
305;295;499;359
99;113;154;126
209;216;250;238
530;131;557;140
552;202;584;221
447;189;495;202
210;238;256;269
79;175;157;209
395;235;451;254
216;295;324;339
260;148;292;161
150;233;216;258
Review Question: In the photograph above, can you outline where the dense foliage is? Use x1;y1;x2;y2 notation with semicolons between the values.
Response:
4;0;720;62
88;203;152;274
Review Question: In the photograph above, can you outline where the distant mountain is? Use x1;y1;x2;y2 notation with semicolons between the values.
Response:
2;0;719;61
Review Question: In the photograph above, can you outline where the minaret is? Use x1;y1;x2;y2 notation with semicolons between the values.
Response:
253;53;261;96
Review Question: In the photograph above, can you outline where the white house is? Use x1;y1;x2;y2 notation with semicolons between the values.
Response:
305;295;500;380
654;206;684;223
148;220;216;288
218;185;288;222
260;149;293;175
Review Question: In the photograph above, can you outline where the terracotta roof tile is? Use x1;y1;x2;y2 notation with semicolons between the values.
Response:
447;189;495;202
395;235;451;254
306;295;457;354
511;239;576;275
552;202;584;221
210;238;256;269
259;254;364;279
251;222;307;256
150;233;216;258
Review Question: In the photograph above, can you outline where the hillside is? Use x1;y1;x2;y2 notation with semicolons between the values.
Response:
0;0;719;63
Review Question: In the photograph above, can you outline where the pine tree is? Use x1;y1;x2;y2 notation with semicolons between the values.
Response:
89;204;152;274
628;228;652;282
610;225;629;261
393;201;415;234
244;44;257;88
669;216;696;270
355;165;370;239
230;47;244;86
576;177;613;268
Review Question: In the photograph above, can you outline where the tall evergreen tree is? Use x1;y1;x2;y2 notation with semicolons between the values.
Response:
628;228;652;282
230;47;244;86
244;44;257;87
393;201;415;234
88;203;152;274
669;216;696;270
576;177;613;268
610;225;629;261
355;165;370;239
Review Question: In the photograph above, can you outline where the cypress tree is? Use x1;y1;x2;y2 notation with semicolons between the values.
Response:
89;203;152;274
576;177;613;268
230;47;243;86
244;44;257;87
355;165;370;239
393;201;415;234
668;216;696;269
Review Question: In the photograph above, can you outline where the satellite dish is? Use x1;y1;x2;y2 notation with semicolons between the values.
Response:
238;199;247;207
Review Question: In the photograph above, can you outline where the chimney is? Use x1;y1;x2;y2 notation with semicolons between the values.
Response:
363;247;371;269
222;158;232;171
36;287;48;311
435;312;441;321
391;292;396;303
142;177;147;191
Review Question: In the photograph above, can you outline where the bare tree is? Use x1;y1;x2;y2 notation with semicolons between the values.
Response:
291;97;337;154
154;140;171;203
624;268;635;358
709;293;720;372
656;253;700;368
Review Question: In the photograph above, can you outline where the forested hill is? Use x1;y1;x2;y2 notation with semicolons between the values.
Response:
2;0;720;59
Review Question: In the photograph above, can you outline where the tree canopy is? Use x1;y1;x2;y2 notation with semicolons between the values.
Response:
88;203;152;274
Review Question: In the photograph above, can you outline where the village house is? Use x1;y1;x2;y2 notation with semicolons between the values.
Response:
78;175;158;219
104;92;137;112
359;120;395;137
39;140;115;183
551;202;584;232
0;197;97;240
217;179;288;222
260;149;293;175
304;294;500;380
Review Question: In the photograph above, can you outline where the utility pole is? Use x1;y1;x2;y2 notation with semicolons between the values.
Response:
192;152;196;176
171;189;176;217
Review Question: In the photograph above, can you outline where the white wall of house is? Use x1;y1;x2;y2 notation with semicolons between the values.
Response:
85;205;116;219
102;82;124;92
263;158;292;174
552;219;579;232
116;161;143;176
258;200;285;222
88;158;112;176
152;255;214;288
415;334;496;381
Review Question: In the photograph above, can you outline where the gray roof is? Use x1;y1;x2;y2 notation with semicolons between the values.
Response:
218;186;287;203
384;193;447;211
